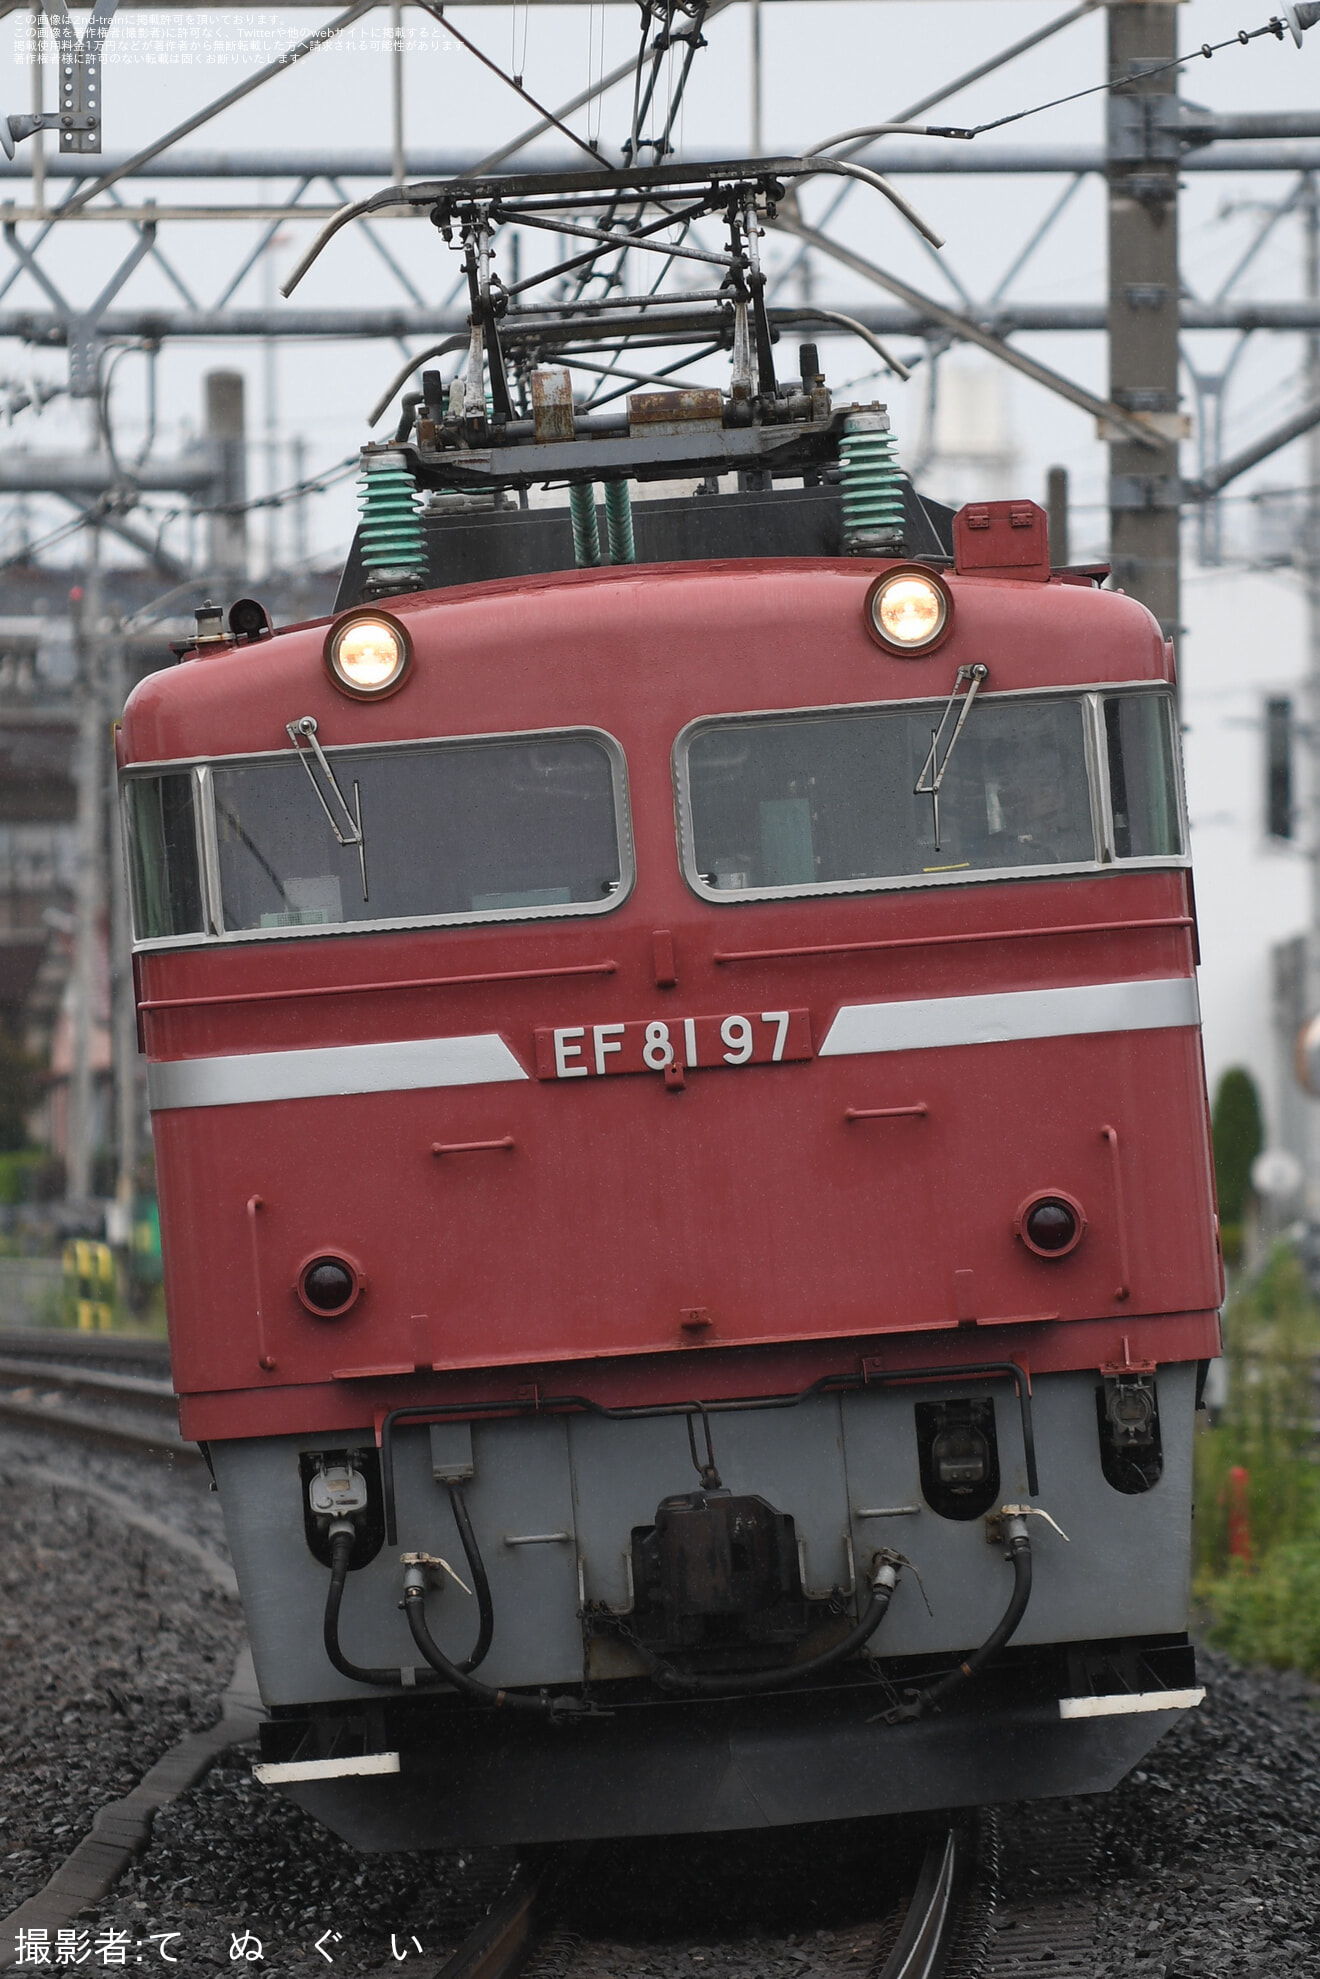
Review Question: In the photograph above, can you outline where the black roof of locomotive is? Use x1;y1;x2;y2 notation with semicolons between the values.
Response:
334;478;954;613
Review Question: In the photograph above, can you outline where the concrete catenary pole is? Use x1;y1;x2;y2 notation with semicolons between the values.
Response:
67;523;102;1203
391;0;406;186
107;621;138;1244
205;369;248;581
749;0;763;156
1047;464;1070;567
1106;0;1182;642
1303;174;1320;1210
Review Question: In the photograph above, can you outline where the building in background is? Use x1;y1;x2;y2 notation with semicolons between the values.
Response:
918;360;1020;511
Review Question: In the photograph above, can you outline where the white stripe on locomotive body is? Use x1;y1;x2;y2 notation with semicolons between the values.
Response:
146;1032;528;1112
817;976;1200;1060
145;976;1200;1113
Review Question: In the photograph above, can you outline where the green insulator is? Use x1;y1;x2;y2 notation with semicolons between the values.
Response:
569;482;602;567
604;479;635;564
357;450;426;585
839;410;906;556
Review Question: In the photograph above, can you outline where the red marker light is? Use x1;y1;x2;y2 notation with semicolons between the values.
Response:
1016;1193;1085;1258
298;1255;362;1317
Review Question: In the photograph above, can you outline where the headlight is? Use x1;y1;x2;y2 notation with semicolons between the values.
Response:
864;568;952;654
325;611;411;698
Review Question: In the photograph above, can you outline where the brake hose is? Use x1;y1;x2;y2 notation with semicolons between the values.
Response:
402;1565;593;1718
447;1482;495;1674
617;1554;902;1697
323;1526;439;1688
899;1517;1033;1719
323;1482;495;1688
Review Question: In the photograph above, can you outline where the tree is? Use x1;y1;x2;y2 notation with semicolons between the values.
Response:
0;1021;38;1152
1212;1067;1264;1226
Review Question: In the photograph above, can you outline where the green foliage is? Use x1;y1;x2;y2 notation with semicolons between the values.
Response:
1210;1066;1263;1224
1204;1542;1320;1679
0;1149;64;1204
0;1150;41;1204
1196;1247;1320;1568
0;1023;38;1153
1195;1245;1320;1673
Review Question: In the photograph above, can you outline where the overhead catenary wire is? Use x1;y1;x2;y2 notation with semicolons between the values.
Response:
413;1;609;169
139;454;362;536
16;0;1307;584
0;500;111;574
57;0;380;219
918;9;1317;143
771;2;1313;297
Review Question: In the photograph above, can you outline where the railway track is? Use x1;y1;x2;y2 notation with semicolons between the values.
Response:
433;1821;981;1979
429;1800;1106;1979
0;1325;191;1460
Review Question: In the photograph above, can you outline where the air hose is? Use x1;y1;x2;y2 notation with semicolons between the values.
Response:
446;1481;494;1673
323;1526;438;1689
603;479;635;563
357;448;427;596
323;1489;495;1686
617;1554;901;1698
402;1566;594;1719
838;409;906;557
568;482;602;566
898;1519;1033;1720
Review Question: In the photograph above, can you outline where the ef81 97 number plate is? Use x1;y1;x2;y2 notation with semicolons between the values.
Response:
534;1009;813;1081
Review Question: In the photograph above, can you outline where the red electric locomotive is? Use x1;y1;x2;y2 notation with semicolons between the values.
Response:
119;163;1220;1850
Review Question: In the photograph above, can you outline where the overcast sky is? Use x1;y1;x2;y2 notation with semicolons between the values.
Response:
0;0;1314;573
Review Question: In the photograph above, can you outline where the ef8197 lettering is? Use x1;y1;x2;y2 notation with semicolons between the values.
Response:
533;1009;813;1080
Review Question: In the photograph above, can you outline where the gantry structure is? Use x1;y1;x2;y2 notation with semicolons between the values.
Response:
0;0;1314;625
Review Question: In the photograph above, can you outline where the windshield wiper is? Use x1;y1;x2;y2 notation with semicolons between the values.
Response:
287;715;369;902
914;663;989;852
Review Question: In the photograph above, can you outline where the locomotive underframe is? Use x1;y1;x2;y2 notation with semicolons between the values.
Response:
260;1634;1200;1849
212;1365;1196;1705
210;1356;1200;1837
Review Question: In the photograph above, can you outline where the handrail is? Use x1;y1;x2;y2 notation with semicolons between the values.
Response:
376;1356;1038;1546
247;1194;275;1372
1101;1125;1133;1302
714;915;1193;966
139;959;617;1014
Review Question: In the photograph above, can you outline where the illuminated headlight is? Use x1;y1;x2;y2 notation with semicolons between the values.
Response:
325;612;411;698
865;569;952;654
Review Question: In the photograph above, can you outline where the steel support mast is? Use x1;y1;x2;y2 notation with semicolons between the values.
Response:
1107;0;1182;642
1304;171;1320;1210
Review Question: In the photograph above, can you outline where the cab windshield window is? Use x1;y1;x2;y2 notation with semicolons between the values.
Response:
126;731;627;941
681;691;1179;895
124;773;204;940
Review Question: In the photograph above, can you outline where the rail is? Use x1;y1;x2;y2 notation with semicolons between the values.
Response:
879;1827;968;1979
432;1824;970;1979
0;1328;192;1460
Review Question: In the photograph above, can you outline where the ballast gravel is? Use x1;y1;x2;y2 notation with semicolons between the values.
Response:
0;1436;243;1918
3;1431;1319;1978
1090;1648;1320;1979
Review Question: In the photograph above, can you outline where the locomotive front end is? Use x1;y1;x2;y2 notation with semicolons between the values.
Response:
121;360;1218;1848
